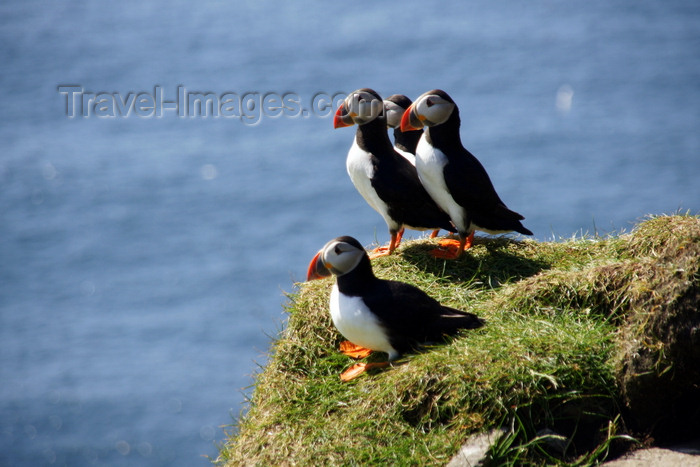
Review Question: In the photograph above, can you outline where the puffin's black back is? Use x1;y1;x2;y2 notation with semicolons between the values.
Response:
336;265;484;355
363;280;483;355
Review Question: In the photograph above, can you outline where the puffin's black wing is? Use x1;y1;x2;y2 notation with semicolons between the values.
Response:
443;147;532;235
442;146;507;212
362;279;483;355
371;153;456;232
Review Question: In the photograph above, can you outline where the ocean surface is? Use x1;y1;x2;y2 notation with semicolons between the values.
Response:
1;1;698;465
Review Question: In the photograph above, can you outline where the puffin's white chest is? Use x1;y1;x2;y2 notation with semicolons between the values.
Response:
330;284;397;358
414;138;467;231
345;138;389;217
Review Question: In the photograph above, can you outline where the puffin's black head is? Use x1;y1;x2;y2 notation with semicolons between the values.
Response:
383;94;413;129
334;88;384;128
306;236;368;281
400;89;457;132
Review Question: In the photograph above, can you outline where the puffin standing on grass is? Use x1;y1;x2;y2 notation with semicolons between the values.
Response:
334;88;455;257
401;89;533;259
307;236;484;381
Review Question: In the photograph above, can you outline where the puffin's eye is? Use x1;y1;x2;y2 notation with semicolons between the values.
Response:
426;98;435;108
334;245;343;255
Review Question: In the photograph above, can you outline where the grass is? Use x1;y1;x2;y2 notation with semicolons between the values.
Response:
217;214;699;466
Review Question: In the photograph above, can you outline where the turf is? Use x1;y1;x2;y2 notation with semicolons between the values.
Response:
216;214;699;466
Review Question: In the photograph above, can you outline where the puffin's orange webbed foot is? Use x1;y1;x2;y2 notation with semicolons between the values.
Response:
368;229;403;259
437;238;463;248
430;233;473;259
430;247;461;259
430;238;462;259
340;361;390;382
339;341;373;359
368;246;392;260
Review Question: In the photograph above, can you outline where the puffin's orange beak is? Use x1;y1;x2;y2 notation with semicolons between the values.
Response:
400;103;423;132
333;105;354;129
306;251;332;281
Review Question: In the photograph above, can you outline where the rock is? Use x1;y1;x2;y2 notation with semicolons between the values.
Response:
602;439;700;466
447;429;506;467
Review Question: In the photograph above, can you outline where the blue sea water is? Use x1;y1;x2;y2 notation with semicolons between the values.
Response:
1;1;698;465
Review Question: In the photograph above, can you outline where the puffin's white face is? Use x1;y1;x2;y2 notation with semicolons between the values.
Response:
321;240;365;276
344;90;383;125
412;93;455;127
383;99;406;129
307;237;368;281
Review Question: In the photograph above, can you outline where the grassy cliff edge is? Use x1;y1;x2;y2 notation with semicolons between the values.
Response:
218;214;699;465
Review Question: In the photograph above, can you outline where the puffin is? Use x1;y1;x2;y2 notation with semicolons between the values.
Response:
334;88;455;257
307;236;484;381
383;94;422;165
401;89;533;259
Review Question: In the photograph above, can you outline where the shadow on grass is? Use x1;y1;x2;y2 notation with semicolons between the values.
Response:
401;236;550;288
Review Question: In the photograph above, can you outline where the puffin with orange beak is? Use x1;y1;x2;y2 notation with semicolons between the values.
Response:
401;89;533;259
334;88;455;258
307;236;484;381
